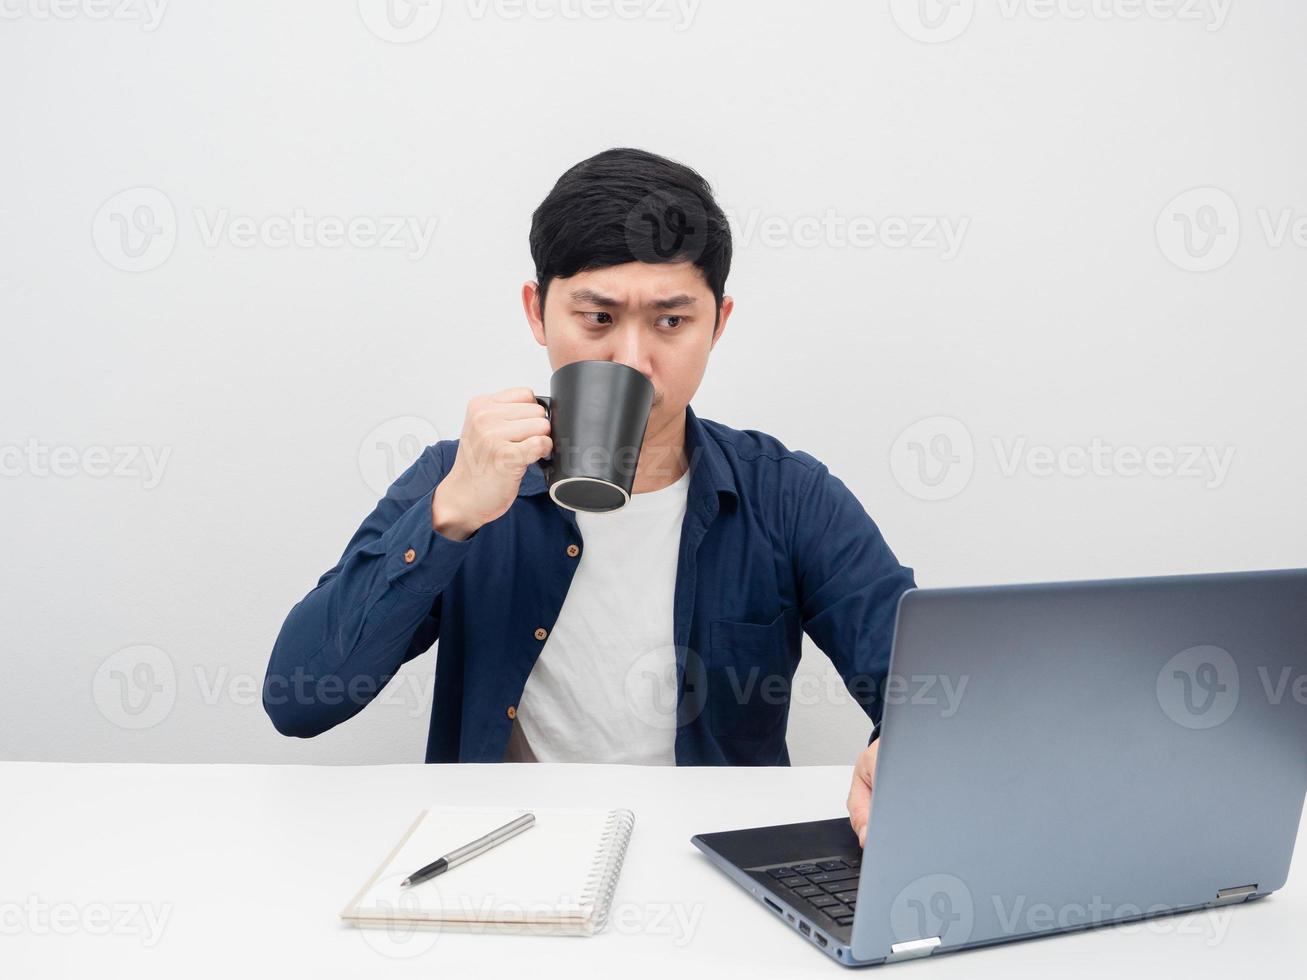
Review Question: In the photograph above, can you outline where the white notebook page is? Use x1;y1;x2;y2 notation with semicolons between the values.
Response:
348;806;617;924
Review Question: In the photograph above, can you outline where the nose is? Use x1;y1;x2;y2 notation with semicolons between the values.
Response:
611;324;654;381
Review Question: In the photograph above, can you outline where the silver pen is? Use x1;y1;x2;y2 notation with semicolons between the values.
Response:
400;812;536;888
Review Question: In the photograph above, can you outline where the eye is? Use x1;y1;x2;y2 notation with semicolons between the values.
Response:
582;311;613;326
657;315;683;329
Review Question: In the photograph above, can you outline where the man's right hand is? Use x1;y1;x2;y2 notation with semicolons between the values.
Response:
431;387;553;541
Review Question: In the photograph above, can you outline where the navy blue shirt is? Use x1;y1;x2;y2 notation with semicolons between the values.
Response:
263;404;916;764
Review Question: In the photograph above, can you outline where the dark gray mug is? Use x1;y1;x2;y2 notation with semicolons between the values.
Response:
534;360;655;513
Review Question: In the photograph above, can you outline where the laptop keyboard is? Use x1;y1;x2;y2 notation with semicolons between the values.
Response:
764;855;861;929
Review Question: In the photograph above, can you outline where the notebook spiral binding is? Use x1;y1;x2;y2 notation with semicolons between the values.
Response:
578;807;636;934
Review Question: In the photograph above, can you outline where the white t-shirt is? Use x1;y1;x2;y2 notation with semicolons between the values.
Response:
502;466;691;765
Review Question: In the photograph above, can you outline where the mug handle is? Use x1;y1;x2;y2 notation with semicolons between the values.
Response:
534;395;553;465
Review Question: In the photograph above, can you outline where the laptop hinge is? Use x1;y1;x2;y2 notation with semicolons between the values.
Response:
1208;884;1257;907
886;937;941;962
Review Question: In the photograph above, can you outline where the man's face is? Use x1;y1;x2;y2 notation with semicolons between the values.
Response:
523;260;733;441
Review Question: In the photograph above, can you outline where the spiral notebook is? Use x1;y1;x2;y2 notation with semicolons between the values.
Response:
340;806;636;936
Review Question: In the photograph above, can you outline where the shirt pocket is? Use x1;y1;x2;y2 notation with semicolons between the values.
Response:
706;607;798;740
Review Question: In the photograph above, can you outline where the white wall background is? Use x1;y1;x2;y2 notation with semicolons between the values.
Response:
1;0;1303;766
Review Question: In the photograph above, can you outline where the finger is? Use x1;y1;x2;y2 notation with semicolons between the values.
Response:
849;807;867;848
484;401;549;421
493;417;553;443
847;793;868;827
859;743;879;790
847;783;869;832
847;746;876;844
852;763;873;794
489;386;541;404
502;435;551;465
846;775;865;811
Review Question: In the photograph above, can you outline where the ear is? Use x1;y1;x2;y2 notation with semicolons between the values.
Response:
710;295;734;350
522;281;547;346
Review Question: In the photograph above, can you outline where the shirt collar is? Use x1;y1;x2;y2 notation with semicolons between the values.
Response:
516;402;737;506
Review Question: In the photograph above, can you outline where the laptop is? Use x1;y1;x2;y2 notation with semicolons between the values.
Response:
691;567;1307;966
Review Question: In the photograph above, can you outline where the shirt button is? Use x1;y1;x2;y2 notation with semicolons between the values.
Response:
534;627;548;641
566;544;580;558
506;705;517;720
403;548;416;564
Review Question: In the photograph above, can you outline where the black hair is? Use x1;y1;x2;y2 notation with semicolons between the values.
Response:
529;147;732;330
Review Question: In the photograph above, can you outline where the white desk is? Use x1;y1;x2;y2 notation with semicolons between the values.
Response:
2;761;1302;977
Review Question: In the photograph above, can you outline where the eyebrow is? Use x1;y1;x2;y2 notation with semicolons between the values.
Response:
651;294;698;311
569;288;698;311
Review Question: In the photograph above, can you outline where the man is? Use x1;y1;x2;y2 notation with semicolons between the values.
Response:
262;147;915;846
